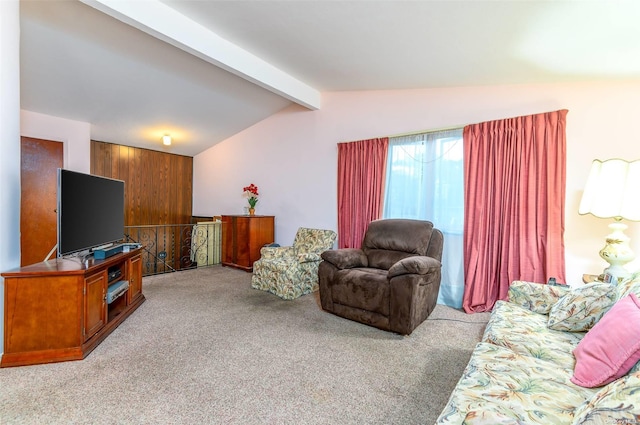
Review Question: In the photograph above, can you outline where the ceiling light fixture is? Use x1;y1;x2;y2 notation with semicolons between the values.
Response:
162;135;172;146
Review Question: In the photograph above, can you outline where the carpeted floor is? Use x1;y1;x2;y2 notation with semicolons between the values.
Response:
0;266;490;425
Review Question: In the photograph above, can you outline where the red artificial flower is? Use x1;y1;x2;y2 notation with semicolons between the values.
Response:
243;183;259;196
243;183;259;208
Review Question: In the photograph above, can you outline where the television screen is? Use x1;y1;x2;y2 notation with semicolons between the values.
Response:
57;169;125;257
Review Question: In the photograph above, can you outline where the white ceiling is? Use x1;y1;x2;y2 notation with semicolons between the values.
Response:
20;0;640;157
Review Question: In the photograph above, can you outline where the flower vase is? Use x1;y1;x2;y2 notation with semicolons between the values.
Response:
249;208;255;216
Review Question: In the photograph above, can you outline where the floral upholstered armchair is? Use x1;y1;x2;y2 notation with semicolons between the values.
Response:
251;227;337;300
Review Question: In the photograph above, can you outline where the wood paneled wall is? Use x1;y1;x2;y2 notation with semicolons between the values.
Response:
91;141;193;225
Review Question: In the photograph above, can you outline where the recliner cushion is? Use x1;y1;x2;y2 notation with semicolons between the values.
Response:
330;268;390;316
365;250;415;271
362;219;433;269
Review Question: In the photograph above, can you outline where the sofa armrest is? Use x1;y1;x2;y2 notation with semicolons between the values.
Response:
259;246;294;260
507;280;572;314
462;411;526;425
388;256;441;278
320;249;368;269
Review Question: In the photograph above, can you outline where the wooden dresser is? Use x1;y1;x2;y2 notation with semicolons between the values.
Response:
1;248;144;367
221;215;275;272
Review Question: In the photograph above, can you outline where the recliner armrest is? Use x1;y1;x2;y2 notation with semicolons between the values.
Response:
388;256;441;278
321;249;368;269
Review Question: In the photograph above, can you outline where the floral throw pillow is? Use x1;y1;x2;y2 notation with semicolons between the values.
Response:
507;280;571;314
616;270;640;301
547;282;617;332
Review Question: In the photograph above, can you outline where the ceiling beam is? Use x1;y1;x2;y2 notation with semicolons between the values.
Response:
80;0;321;110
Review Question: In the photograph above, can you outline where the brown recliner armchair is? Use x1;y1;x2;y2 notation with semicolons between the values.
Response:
318;219;443;335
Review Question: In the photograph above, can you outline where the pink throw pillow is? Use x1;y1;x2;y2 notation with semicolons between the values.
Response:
571;293;640;388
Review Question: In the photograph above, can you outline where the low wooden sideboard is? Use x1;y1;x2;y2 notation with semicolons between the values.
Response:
221;215;275;272
1;248;144;367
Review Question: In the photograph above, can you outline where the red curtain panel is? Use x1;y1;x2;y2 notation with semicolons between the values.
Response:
462;110;568;313
337;138;389;248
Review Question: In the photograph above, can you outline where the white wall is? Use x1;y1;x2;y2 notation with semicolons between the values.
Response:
21;110;91;173
0;107;90;360
0;0;21;358
193;81;640;287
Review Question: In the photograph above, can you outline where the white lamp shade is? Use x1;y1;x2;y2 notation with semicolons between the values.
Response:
579;158;640;221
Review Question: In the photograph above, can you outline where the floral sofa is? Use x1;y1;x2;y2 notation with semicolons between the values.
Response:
251;227;337;300
436;272;640;424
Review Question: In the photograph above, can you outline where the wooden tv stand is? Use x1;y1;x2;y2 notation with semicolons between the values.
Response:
1;248;145;367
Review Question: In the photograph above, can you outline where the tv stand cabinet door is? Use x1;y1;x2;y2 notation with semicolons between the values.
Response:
84;271;107;341
2;275;82;362
128;254;142;303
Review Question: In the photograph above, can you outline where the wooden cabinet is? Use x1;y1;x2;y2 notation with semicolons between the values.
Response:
1;248;145;367
221;215;274;272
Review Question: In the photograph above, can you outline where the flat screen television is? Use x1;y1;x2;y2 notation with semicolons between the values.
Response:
57;169;125;257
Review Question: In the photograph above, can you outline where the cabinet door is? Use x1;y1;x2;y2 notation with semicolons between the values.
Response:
235;217;251;267
84;272;107;341
248;216;275;265
221;215;235;265
128;254;143;303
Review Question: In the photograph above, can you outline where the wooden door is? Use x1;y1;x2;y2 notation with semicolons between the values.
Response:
20;137;63;266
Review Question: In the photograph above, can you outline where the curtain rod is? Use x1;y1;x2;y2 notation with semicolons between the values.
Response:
384;108;568;139
385;124;465;139
338;124;466;144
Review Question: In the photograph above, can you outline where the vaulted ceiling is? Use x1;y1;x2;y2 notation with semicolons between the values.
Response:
20;0;640;156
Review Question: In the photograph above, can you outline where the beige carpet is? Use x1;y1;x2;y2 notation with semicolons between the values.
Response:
0;266;490;425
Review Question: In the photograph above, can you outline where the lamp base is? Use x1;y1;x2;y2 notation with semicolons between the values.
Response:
602;265;630;281
599;221;634;280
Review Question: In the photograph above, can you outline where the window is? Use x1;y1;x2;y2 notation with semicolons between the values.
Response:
382;128;464;307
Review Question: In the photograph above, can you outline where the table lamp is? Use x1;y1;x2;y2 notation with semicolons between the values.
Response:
578;158;640;279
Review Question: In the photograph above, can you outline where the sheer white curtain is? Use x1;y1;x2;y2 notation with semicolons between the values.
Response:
382;129;464;308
